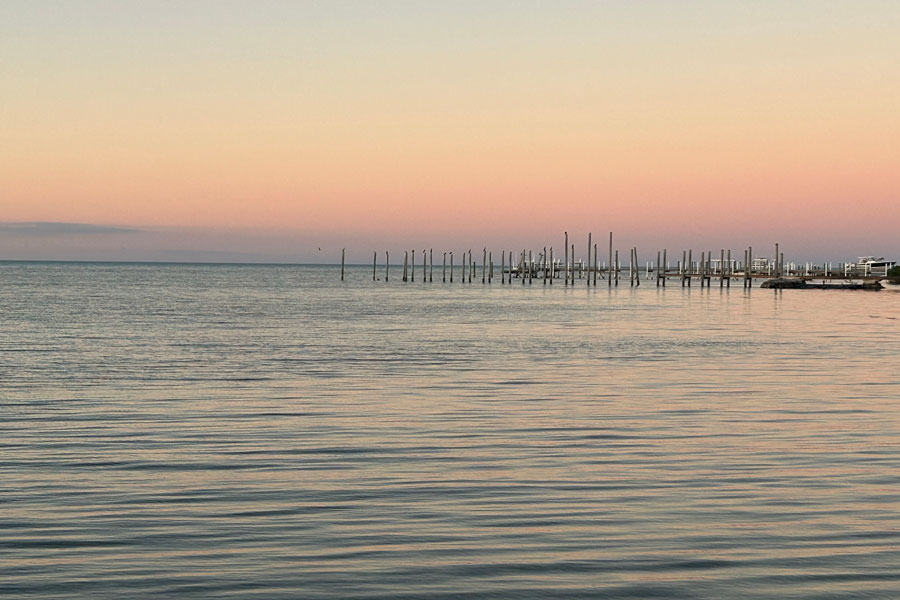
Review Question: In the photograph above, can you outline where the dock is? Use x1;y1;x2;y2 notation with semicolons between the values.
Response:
341;234;894;288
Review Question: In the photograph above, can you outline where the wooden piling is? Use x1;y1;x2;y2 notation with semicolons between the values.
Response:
743;249;748;288
341;248;345;281
403;251;408;282
564;232;569;286
430;249;433;282
628;246;638;287
443;252;447;283
483;248;487;284
615;249;619;286
450;252;454;282
747;248;752;288
704;250;709;286
775;243;779;277
629;248;633;286
720;249;725;288
373;250;376;281
570;244;574;285
703;251;708;288
411;249;415;282
549;247;554;285
501;250;505;284
593;243;598;287
656;250;661;287
543;246;548;285
688;250;692;286
726;249;731;288
662;249;667;287
586;233;592;286
608;232;613;287
386;251;389;281
636;248;640;286
528;250;533;284
521;250;526;285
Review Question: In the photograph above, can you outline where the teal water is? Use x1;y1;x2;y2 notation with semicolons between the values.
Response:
2;262;899;599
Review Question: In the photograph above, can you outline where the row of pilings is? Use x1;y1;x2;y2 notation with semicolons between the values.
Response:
338;234;883;285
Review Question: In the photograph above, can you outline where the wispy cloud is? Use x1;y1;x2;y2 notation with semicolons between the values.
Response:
0;222;139;235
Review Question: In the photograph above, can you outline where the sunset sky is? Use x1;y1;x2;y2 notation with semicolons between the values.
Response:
2;1;898;262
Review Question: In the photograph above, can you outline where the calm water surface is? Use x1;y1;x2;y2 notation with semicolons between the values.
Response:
2;262;899;599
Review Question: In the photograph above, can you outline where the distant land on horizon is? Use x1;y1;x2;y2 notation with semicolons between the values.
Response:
0;221;896;265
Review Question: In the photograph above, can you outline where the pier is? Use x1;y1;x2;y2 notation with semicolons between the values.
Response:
341;233;894;288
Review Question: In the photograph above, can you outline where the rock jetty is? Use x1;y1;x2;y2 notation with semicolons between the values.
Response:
761;278;883;290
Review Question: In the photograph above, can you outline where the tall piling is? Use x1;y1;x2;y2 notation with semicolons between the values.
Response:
635;247;640;286
701;252;706;288
690;250;695;287
615;250;619;286
743;249;748;288
662;249;667;287
747;248;751;288
528;250;533;284
521;250;526;285
550;246;556;285
774;243;779;277
587;233;592;287
657;251;661;287
608;232;613;287
570;244;575;285
543;247;548;285
726;249;731;288
720;249;725;288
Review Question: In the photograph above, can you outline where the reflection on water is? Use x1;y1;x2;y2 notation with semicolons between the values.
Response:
2;263;900;599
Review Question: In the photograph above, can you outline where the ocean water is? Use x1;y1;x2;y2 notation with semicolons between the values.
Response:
2;262;899;599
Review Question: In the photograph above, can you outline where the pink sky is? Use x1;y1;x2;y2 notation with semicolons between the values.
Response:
1;2;898;262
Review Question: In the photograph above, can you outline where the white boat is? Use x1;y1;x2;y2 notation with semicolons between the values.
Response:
855;256;896;269
845;256;896;277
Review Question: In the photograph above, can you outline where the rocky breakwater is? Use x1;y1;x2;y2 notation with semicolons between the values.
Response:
761;278;883;290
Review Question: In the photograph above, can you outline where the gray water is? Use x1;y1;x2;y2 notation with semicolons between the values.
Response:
2;262;899;599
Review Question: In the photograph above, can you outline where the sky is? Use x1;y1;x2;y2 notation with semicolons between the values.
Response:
1;1;899;263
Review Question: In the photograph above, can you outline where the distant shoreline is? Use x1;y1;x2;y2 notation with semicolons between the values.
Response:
0;260;341;267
